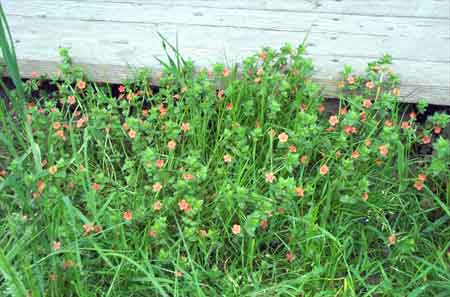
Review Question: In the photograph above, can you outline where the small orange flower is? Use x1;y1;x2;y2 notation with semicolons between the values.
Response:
362;192;369;201
379;144;388;157
288;145;297;153
285;251;295;263
417;174;427;182
295;187;304;197
159;104;167;117
122;123;129;131
362;99;372;108
347;76;355;84
409;112;416;120
317;104;325;113
76;80;86;90
76;116;87;128
217;89;225;99
67;95;76;105
260;220;268;230
37;180;45;193
231;224;241;235
53;122;62;130
128;129;136;139
79;164;85;172
365;81;374;89
265;172;276;183
385;120;393;128
223;68;230;77
223;154;232;163
226;102;233;110
401;121;410;129
91;183;100;191
340;107;348;115
83;224;94;235
52;241;61;251
148;230;157;238
337;80;345;88
63;260;75;270
365;138;372;147
344;125;357;135
167;140;177;150
351;151;360;159
181;122;190;132
328;115;339;126
48;165;58;175
278;132;289;143
118;85;125;93
156;159;165;168
300;155;308;164
388;234;396;245
182;173;194;181
153;200;162;211
142;109;149;117
178;199;191;212
414;180;424;191
319;165;329;175
360;111;367;122
123;211;132;221
422;135;431;144
434;126;441;134
152;182;162;192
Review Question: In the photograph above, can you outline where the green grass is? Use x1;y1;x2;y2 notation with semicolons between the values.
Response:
1;9;450;297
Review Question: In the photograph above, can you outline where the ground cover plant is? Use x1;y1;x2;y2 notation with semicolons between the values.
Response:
1;14;450;297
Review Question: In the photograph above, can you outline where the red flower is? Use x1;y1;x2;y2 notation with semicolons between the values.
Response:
76;80;86;90
319;165;329;175
156;159;165;168
123;211;132;221
179;199;192;212
379;145;388;157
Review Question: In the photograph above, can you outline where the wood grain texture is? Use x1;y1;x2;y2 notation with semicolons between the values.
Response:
2;0;449;105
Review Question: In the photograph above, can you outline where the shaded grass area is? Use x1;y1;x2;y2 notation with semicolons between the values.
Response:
1;12;450;297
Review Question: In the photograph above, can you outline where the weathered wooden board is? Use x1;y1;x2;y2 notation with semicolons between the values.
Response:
2;0;450;105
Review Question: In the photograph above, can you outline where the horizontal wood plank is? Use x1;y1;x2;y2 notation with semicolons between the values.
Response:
2;0;449;105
